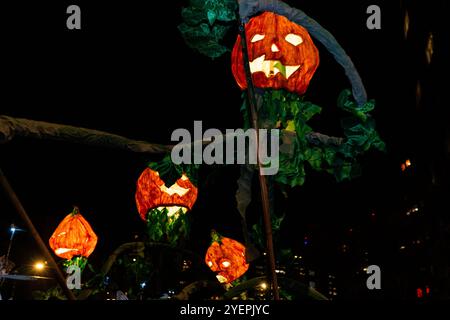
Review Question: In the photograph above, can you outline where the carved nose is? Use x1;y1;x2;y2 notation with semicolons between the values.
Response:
271;44;280;52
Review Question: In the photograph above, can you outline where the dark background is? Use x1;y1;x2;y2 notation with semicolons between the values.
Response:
1;0;449;300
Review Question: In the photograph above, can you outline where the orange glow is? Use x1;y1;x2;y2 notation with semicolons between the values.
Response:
49;208;98;260
34;262;45;271
405;159;412;167
205;232;249;284
232;12;319;96
135;168;198;221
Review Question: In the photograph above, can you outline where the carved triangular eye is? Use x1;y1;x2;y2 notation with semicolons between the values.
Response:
285;33;303;46
251;34;265;43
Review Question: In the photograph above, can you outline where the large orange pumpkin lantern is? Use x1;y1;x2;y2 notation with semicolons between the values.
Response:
49;207;98;260
205;231;249;284
232;12;320;96
135;168;198;221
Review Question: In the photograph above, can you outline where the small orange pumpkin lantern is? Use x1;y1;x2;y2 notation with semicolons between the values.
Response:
49;207;98;260
232;11;320;96
135;168;198;221
205;231;249;284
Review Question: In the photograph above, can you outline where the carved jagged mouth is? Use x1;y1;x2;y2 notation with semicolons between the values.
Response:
249;55;301;79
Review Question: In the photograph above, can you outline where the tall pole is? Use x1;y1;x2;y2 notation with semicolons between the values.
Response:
0;168;76;300
238;21;280;300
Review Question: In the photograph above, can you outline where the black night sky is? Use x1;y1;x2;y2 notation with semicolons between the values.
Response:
0;0;449;301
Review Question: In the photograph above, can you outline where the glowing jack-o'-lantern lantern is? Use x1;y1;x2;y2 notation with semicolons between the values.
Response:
232;12;320;96
49;207;98;260
135;168;198;221
205;231;249;284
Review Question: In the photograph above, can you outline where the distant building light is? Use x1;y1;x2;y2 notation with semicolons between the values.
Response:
400;246;406;250
426;33;434;64
401;159;412;172
417;288;423;299
405;159;412;167
404;10;410;39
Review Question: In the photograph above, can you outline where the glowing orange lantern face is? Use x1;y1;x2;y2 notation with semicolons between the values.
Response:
49;208;98;260
205;232;249;284
232;12;319;96
135;168;198;221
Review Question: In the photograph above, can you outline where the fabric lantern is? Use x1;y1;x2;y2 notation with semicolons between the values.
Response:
135;168;198;221
232;11;320;96
49;207;97;261
205;231;249;284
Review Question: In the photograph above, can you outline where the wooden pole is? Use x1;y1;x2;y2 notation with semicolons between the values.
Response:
0;167;76;300
238;22;280;300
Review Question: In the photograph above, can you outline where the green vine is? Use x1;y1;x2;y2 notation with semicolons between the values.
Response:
242;89;386;187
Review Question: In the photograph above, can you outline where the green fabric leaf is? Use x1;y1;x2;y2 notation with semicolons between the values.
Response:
148;155;199;187
301;102;322;121
247;89;385;188
146;208;190;245
178;0;237;59
207;10;217;25
181;7;205;25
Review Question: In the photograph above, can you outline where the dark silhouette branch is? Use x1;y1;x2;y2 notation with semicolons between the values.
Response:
0;115;172;155
0;115;343;156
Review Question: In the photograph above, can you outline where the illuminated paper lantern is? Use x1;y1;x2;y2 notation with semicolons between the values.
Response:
205;231;249;284
232;11;320;96
135;168;198;221
49;207;97;260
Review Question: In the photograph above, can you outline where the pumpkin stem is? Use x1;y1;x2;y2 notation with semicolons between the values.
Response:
210;230;222;244
71;206;80;216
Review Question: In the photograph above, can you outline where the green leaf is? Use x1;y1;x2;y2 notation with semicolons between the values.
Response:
207;10;216;25
178;0;237;59
301;102;322;121
181;7;205;25
274;62;287;78
306;147;323;171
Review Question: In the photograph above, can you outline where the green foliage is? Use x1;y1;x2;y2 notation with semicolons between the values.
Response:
146;208;190;246
245;89;386;187
148;155;199;187
63;256;88;272
178;0;238;59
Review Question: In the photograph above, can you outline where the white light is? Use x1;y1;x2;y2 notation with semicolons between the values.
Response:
133;258;137;262
285;33;303;46
10;227;16;233
140;282;146;289
251;34;265;43
222;261;231;268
